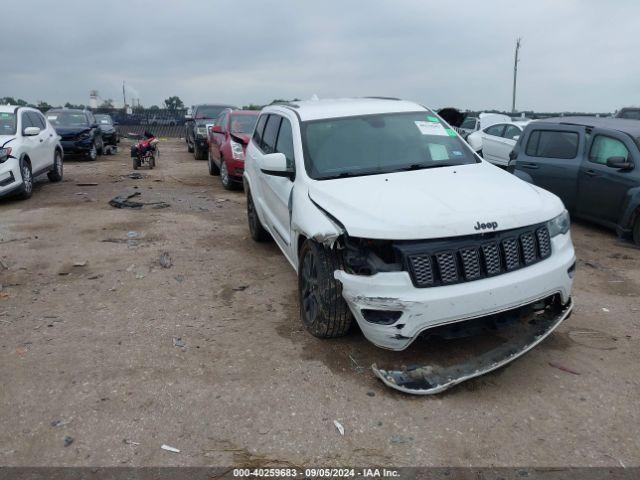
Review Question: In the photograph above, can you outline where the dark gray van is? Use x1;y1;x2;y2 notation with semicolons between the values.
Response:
511;117;640;244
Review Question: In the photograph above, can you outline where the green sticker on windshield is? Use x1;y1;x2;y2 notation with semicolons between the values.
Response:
445;128;457;137
0;113;10;118
427;116;439;122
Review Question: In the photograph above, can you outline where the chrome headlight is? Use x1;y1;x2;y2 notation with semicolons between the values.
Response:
547;210;570;237
230;140;244;160
196;126;207;137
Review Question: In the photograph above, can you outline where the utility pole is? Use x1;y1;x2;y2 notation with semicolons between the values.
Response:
122;81;127;109
512;38;522;113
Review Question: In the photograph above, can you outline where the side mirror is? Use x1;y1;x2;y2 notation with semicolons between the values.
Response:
606;156;633;170
212;125;223;134
23;126;41;136
259;152;292;178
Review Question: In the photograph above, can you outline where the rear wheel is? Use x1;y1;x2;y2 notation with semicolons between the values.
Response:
48;150;63;182
298;240;353;338
18;160;33;199
132;157;139;170
246;187;270;242
187;138;194;153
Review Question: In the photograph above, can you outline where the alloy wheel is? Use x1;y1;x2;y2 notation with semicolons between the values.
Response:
300;250;320;325
221;160;229;186
22;164;32;194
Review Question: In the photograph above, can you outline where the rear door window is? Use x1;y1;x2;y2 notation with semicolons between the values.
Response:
484;124;505;137
502;125;521;140
588;135;630;165
525;130;579;159
261;115;282;154
253;114;268;147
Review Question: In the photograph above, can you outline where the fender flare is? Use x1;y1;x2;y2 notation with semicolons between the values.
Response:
617;186;640;233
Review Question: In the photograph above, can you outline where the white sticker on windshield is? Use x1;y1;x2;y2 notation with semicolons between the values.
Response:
415;121;448;136
47;116;57;120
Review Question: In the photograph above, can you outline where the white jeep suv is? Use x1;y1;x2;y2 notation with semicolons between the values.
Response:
243;98;575;394
0;105;63;199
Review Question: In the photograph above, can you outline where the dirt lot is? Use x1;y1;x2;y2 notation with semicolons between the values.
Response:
0;139;638;468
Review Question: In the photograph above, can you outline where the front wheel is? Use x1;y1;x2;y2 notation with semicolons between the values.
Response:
298;240;353;338
18;160;33;199
220;159;237;190
246;187;271;242
96;137;104;155
194;144;206;160
633;215;640;246
208;150;220;176
132;157;139;170
48;150;63;182
87;142;97;161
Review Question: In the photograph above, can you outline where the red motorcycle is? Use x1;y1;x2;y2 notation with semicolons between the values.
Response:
130;131;159;170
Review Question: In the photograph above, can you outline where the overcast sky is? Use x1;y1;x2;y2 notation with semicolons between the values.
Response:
1;0;638;112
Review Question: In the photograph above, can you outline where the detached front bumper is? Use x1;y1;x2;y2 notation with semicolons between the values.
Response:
334;232;575;351
373;296;573;394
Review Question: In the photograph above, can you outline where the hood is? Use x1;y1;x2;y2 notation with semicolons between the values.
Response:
307;162;564;240
99;124;116;133
55;126;91;139
0;135;17;146
230;132;250;145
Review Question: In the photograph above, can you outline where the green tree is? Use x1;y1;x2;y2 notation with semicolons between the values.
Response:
64;102;86;109
99;98;114;109
163;96;184;110
1;97;28;106
36;101;52;112
242;103;264;110
148;105;161;111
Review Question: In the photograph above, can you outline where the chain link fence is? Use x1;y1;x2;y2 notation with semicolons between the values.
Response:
94;108;188;138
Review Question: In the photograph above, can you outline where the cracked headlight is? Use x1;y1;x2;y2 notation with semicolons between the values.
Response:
230;140;244;160
547;210;570;237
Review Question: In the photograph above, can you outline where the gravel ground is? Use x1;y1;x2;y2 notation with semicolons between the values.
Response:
0;139;638;468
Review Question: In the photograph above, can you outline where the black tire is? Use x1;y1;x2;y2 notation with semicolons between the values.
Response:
208;150;220;176
133;158;139;170
187;138;194;153
150;155;156;169
194;144;206;160
87;142;98;161
47;150;63;182
220;158;237;190
633;215;640;246
246;187;271;242
96;137;104;155
298;240;353;338
18;159;33;199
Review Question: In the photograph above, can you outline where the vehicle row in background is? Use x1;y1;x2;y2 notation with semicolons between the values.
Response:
467;117;530;166
511;117;640;244
207;109;259;190
46;108;104;160
0;105;63;199
184;104;236;159
95;114;119;149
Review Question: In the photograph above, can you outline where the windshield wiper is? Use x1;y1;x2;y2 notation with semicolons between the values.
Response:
391;162;460;172
319;172;360;180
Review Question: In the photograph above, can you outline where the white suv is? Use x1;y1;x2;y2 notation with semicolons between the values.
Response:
243;98;575;394
0;105;63;199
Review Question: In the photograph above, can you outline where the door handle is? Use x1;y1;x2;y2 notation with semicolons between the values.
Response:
585;169;599;177
521;163;539;169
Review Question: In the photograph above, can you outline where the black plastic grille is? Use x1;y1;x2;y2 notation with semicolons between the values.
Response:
404;225;552;288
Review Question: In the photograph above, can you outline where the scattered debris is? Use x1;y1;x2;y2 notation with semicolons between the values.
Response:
173;337;186;348
366;391;375;397
109;192;144;209
73;261;87;267
0;292;9;300
548;362;581;375
333;420;345;436
0;259;8;270
76;182;98;186
63;436;74;447
128;172;144;180
127;231;140;239
602;307;610;313
15;346;27;357
161;444;180;453
159;252;172;269
232;285;248;291
174;275;185;283
390;435;413;445
123;439;140;446
51;419;70;428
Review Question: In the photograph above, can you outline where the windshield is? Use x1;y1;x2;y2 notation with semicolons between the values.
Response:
95;114;113;125
0;112;17;135
301;112;478;180
230;114;257;134
195;106;226;120
47;111;89;127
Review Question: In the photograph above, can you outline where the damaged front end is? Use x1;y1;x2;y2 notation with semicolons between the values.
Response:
372;295;573;395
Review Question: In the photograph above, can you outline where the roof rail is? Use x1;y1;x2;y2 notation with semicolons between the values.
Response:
363;96;401;101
